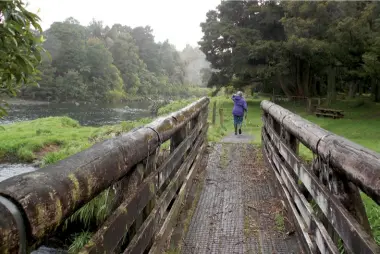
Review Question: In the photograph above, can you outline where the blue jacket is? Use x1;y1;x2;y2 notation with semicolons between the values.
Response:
232;95;247;116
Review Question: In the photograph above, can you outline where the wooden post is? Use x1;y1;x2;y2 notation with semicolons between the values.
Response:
219;108;224;127
307;98;312;113
212;101;216;125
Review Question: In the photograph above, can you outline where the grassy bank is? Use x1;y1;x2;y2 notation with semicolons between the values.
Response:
0;116;151;166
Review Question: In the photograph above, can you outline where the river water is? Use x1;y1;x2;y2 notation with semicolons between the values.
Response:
0;100;152;126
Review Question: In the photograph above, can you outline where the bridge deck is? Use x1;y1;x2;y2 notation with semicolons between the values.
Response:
181;142;302;254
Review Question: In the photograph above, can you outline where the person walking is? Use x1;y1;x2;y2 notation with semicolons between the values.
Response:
232;91;248;135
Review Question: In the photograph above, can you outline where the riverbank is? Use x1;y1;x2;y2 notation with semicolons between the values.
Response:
0;116;152;166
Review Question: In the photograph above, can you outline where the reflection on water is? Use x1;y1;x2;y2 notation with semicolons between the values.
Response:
0;101;152;126
0;164;37;182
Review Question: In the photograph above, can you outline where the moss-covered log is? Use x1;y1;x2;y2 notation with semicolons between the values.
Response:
0;97;209;251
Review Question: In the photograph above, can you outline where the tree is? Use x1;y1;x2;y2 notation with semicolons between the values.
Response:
0;0;44;115
199;1;380;103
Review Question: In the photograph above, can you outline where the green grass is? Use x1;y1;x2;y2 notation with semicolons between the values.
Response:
157;98;199;116
68;231;93;254
0;116;152;165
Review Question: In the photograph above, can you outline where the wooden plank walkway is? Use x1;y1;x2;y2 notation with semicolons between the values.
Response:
182;140;302;254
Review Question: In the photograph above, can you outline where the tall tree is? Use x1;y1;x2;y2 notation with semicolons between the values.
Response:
0;0;44;115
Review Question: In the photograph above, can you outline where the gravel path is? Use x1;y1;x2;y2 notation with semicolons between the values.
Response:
182;143;302;254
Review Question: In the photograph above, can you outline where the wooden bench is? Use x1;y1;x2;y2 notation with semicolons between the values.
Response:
315;107;344;119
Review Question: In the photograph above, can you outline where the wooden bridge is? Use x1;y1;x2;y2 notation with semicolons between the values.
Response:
0;97;380;253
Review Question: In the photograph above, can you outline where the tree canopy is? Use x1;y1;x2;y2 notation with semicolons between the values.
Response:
16;18;211;103
199;1;380;102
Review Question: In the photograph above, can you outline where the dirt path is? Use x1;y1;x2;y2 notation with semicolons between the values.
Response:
182;143;301;254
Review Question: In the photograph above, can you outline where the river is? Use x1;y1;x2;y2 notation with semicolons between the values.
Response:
0;100;153;126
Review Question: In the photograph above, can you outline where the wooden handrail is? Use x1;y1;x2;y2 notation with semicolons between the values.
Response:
0;97;210;253
261;100;380;204
261;100;380;254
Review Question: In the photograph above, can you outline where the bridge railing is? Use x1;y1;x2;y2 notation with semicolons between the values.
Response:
261;100;380;254
0;97;209;253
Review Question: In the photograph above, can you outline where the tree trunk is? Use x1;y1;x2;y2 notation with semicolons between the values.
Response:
296;58;304;96
277;74;292;98
327;66;337;105
348;81;357;99
303;63;310;97
358;83;364;96
311;76;318;97
372;79;380;102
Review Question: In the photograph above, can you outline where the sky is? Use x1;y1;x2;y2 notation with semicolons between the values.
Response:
26;0;221;51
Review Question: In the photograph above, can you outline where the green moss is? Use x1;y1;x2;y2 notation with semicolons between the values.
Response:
149;182;156;194
275;213;285;232
68;174;80;202
35;204;48;237
55;198;63;227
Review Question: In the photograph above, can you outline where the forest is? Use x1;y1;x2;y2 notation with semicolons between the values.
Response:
199;1;380;103
17;18;211;103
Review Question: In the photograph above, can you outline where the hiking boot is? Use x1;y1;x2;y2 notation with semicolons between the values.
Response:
239;129;242;135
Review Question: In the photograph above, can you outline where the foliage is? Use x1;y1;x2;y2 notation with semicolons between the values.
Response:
200;1;380;102
16;18;212;103
0;0;44;116
68;231;93;254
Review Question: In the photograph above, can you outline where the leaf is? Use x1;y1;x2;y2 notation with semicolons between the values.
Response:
11;37;18;47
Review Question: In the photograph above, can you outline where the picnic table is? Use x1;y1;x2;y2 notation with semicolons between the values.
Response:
315;107;344;119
